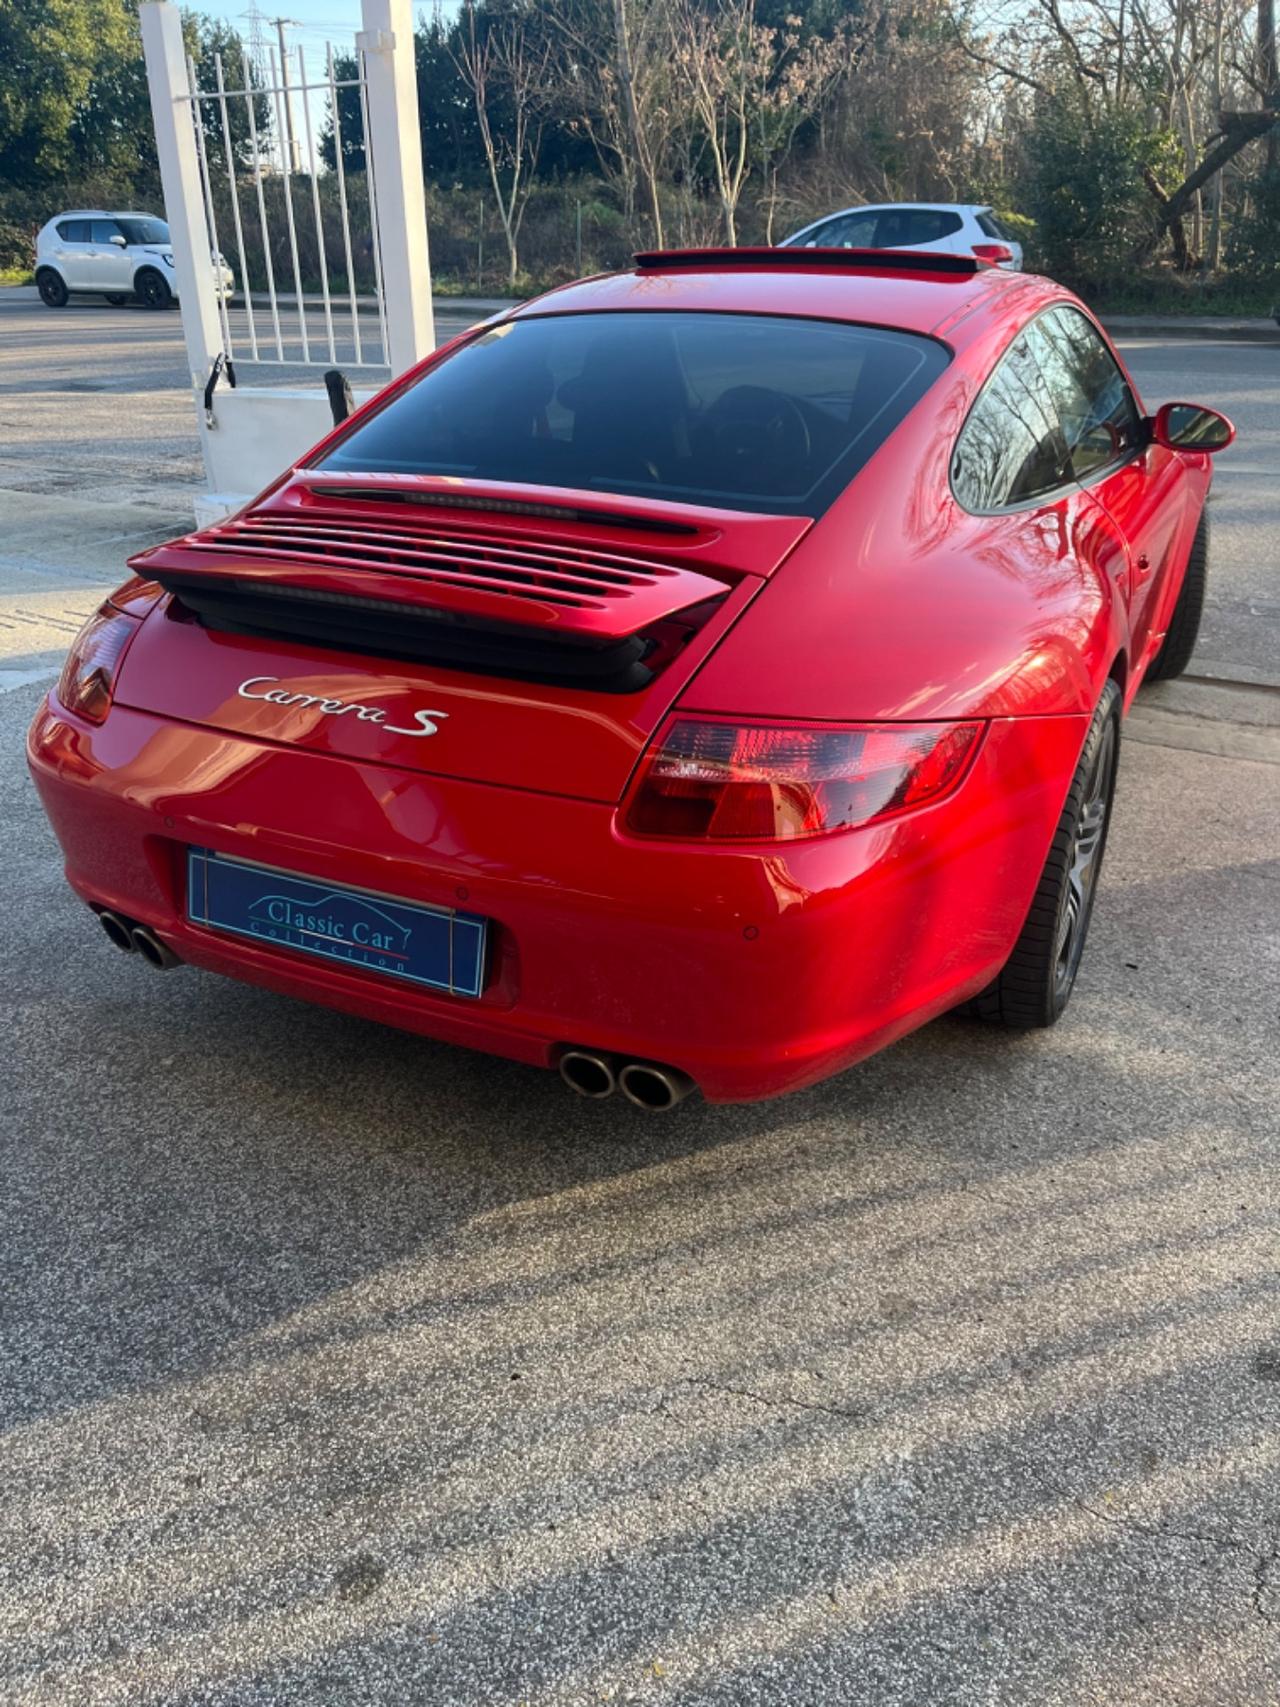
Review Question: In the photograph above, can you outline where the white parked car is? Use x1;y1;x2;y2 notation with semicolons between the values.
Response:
34;211;235;309
780;202;1024;270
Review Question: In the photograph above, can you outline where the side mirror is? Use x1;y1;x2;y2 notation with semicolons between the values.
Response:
109;233;127;247
973;242;1014;266
1151;401;1235;453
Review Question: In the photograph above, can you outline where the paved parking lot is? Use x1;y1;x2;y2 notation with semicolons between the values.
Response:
1;291;1279;1705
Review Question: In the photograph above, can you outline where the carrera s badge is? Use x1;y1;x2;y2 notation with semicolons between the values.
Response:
237;676;449;738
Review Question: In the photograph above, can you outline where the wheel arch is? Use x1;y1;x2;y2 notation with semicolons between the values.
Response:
1107;648;1129;701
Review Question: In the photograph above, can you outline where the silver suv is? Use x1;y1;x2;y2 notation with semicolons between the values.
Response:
34;211;235;309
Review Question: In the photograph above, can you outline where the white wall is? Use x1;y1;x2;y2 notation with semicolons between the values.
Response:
193;385;380;526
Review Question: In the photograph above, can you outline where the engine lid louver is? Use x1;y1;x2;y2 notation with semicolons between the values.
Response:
141;509;731;640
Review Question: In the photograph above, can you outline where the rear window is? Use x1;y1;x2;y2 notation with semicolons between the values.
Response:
977;212;1009;240
318;311;949;517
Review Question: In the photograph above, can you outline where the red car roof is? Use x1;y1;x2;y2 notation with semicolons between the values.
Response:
513;249;1061;346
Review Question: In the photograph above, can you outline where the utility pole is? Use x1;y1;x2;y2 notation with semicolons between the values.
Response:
1261;0;1279;169
272;15;303;172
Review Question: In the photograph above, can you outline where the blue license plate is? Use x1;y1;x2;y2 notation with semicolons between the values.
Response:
187;848;487;998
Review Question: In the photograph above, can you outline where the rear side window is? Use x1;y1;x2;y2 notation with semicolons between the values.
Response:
57;220;90;242
977;212;1009;240
117;217;169;246
1030;307;1142;480
951;333;1070;511
875;209;963;246
318;310;950;518
802;210;879;248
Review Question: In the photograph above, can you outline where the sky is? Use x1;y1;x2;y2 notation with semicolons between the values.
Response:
197;1;367;64
194;0;458;65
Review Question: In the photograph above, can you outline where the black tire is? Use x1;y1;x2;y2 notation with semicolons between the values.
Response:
965;679;1121;1028
36;269;69;308
1145;510;1208;682
105;293;130;306
135;268;172;310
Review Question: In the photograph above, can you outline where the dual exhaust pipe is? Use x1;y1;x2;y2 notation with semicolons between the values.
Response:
100;910;686;1104
97;909;182;970
559;1049;695;1112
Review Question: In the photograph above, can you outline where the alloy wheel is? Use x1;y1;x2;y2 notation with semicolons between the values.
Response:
1053;716;1116;1001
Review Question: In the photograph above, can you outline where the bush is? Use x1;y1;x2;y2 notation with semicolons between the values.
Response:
1021;102;1180;289
0;218;35;274
1227;166;1280;288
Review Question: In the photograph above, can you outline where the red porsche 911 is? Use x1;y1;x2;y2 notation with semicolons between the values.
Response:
28;248;1234;1107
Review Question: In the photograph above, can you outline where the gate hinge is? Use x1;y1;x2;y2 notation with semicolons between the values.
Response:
324;368;355;428
203;352;236;428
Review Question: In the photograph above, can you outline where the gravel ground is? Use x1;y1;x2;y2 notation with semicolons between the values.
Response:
2;293;1279;1705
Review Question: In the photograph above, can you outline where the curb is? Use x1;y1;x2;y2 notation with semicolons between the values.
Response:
0;283;518;316
1102;316;1279;342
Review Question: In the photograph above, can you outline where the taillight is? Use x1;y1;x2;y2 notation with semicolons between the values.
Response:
56;600;145;724
625;717;983;841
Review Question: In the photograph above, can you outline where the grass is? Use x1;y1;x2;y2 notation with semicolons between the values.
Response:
0;267;33;286
1084;273;1279;318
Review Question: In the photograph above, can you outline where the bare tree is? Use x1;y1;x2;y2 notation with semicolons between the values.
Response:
956;0;1275;271
547;0;675;244
669;0;761;246
753;13;851;243
612;0;666;243
1261;0;1279;165
453;0;550;288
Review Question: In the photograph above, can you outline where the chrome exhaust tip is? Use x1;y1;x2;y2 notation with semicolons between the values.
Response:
618;1062;695;1112
559;1049;618;1100
98;910;136;953
129;925;182;971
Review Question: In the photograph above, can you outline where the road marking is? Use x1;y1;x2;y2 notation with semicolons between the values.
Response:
0;667;57;694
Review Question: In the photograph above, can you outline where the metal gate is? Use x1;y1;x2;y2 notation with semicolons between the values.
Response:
140;0;433;517
188;40;390;371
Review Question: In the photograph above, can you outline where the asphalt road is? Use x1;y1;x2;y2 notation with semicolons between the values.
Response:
2;290;1279;1705
1106;335;1280;682
1;286;491;387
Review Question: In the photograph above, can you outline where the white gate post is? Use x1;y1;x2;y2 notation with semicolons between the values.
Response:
140;1;222;387
357;0;434;373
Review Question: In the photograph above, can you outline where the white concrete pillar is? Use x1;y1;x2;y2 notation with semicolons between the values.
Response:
357;0;434;374
140;1;223;388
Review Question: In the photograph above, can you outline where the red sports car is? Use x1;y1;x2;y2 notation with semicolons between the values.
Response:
28;248;1234;1107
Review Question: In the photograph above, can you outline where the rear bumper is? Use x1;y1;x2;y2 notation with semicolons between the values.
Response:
27;697;1087;1101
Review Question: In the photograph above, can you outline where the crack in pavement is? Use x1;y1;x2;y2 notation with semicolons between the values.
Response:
684;1376;869;1425
1032;1466;1280;1630
1252;1541;1278;1625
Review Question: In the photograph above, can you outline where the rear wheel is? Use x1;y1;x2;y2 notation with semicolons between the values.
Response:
1145;510;1208;682
135;268;172;310
965;679;1121;1028
37;269;69;308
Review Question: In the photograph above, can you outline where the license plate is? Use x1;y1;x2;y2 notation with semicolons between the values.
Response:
187;848;487;998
